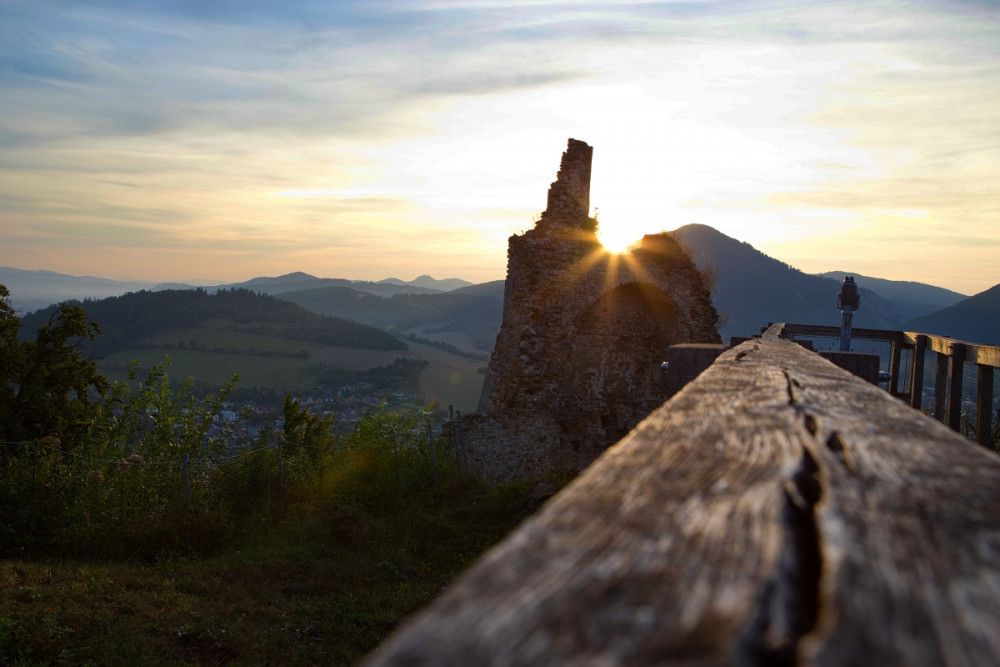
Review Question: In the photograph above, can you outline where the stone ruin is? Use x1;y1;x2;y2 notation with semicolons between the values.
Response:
460;138;721;481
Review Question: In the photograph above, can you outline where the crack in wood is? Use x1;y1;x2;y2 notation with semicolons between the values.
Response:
738;447;823;667
825;431;856;474
803;414;820;437
782;370;806;407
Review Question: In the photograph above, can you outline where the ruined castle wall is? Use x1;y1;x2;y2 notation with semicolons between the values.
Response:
463;139;721;481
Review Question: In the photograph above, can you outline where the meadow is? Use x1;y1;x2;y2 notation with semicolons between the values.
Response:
97;325;486;414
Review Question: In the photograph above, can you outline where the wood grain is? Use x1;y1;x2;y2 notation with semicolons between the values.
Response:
364;338;1000;666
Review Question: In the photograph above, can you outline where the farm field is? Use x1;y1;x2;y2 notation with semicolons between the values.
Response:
99;330;487;412
402;322;484;354
100;348;316;390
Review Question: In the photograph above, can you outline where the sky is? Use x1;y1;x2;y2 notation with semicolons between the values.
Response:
1;0;998;295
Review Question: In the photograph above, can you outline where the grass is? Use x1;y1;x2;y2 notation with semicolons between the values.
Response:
100;348;317;390
0;475;541;666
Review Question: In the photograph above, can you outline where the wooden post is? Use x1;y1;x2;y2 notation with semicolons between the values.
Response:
818;351;879;384
948;343;967;432
278;438;285;509
934;350;949;421
665;343;729;397
910;334;927;410
183;454;190;513
365;339;1000;666
977;363;995;449
889;331;903;397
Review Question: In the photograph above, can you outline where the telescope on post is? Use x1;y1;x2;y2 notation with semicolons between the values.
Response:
837;276;860;351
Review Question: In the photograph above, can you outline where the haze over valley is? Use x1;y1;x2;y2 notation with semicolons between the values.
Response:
6;224;999;422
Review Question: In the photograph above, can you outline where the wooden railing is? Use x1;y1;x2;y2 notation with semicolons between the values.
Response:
770;323;1000;449
365;331;1000;666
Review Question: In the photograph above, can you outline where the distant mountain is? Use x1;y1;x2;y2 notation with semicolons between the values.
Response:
450;279;506;297
904;283;1000;345
2;267;484;313
239;271;320;287
352;281;442;297
407;275;474;291
281;281;505;352
152;282;199;291
0;266;157;313
817;271;965;322
671;224;903;341
223;273;448;298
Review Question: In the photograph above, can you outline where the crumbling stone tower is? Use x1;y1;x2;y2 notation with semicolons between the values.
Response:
464;138;720;481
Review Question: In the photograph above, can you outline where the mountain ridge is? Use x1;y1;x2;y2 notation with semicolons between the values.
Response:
904;283;1000;345
0;268;480;313
5;228;996;348
671;224;954;341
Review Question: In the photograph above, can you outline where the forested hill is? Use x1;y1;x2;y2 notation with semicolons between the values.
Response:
20;288;407;357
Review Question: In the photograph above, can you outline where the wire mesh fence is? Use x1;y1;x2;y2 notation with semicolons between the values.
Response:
784;330;1000;455
909;346;1000;454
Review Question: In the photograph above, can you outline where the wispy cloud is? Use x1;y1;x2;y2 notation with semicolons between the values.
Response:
1;0;999;292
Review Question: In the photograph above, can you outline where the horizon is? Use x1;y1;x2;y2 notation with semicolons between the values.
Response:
2;1;999;295
0;218;979;298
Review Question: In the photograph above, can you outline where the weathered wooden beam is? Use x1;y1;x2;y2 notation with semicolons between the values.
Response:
905;332;1000;369
365;339;1000;666
779;323;901;343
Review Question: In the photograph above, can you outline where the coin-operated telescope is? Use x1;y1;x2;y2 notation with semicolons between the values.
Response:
837;276;861;351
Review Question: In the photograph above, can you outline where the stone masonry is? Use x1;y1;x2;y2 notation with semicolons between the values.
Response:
462;139;721;481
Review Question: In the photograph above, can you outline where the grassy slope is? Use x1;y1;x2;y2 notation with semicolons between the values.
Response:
0;479;540;666
100;327;487;412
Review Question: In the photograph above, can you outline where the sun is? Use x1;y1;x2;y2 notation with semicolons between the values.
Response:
595;208;652;253
597;223;644;254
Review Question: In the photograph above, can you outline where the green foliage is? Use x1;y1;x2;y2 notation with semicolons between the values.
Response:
336;403;442;507
0;284;108;445
88;359;242;460
0;284;547;662
282;393;337;459
0;352;462;560
313;356;429;392
0;358;263;558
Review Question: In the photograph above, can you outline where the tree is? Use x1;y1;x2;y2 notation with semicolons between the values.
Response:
282;394;336;458
0;285;109;445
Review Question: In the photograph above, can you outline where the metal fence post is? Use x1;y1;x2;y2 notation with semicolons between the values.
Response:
183;454;190;513
392;431;401;495
428;421;438;491
278;438;285;509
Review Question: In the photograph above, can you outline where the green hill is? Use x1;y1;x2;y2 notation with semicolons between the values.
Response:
17;287;488;410
20;288;407;358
